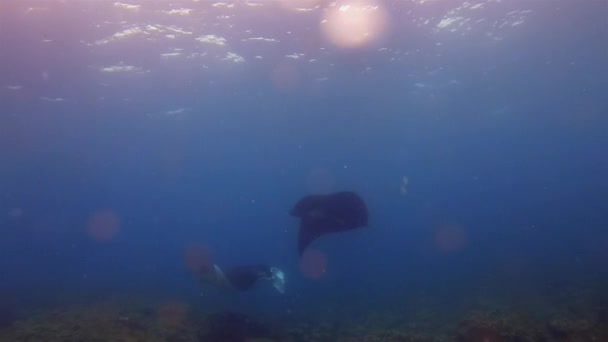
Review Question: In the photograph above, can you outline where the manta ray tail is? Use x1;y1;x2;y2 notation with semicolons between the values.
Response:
298;223;322;256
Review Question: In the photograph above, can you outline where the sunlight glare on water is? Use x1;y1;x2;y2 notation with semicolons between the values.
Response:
321;0;389;49
276;0;324;11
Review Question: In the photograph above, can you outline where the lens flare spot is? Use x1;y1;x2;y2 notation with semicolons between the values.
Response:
87;210;121;242
300;249;328;279
184;244;213;274
434;224;467;253
321;0;389;49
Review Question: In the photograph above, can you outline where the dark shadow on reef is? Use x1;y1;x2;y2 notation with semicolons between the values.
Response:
198;311;285;342
0;297;17;329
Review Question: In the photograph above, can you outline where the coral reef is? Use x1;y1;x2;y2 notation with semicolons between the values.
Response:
456;310;545;342
455;308;608;342
0;296;607;342
546;317;593;340
0;302;196;342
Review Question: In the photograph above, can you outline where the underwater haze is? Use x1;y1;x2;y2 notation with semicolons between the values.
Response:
1;0;607;340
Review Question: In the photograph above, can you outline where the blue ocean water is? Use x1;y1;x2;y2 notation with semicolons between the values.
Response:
0;0;607;337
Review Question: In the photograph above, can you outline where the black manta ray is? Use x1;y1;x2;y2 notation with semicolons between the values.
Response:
290;191;369;255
